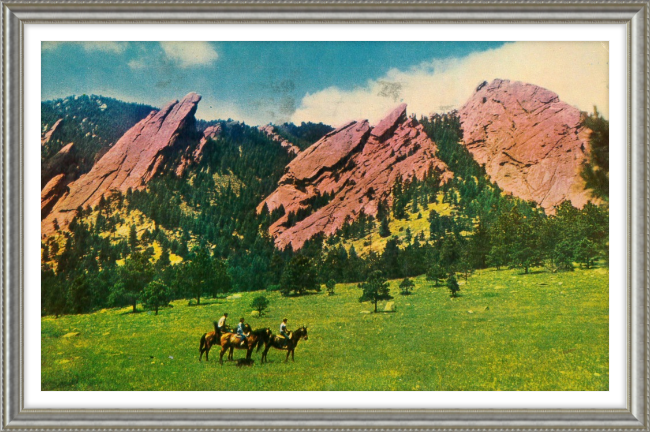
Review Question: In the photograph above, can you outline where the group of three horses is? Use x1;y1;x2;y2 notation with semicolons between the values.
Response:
199;322;308;364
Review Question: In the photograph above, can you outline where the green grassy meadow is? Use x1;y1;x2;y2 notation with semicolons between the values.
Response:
42;266;608;391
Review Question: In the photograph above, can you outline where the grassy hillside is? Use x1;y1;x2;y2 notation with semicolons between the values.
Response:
339;193;453;256
42;265;608;391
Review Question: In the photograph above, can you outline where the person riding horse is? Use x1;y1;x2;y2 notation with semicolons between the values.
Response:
236;317;250;347
217;312;229;335
280;318;291;347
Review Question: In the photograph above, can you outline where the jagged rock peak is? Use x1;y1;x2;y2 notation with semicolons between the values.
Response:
259;103;452;250
459;79;592;212
371;103;407;140
41;92;202;236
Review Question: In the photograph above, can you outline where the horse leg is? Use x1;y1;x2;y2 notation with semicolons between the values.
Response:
262;345;269;364
228;346;234;361
205;344;210;362
285;349;290;363
219;346;227;365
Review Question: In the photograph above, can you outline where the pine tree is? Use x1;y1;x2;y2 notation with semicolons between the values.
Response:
280;255;320;296
359;270;392;313
250;295;270;316
129;224;138;252
580;112;609;201
446;274;460;298
141;280;170;315
113;251;154;313
426;264;447;286
326;279;336;296
379;217;391;238
399;277;415;295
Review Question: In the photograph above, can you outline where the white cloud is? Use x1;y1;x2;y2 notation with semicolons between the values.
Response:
41;42;61;52
80;42;128;54
159;42;219;68
127;59;146;70
41;41;128;54
292;41;609;127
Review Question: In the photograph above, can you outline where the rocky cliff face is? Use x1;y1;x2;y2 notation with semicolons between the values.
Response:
458;79;592;212
42;92;202;236
260;104;451;250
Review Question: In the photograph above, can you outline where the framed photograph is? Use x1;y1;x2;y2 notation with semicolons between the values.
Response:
3;0;646;430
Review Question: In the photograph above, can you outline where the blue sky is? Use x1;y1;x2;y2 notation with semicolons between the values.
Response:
41;41;609;126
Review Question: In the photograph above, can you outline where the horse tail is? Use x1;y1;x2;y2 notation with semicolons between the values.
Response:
199;333;207;352
256;338;265;352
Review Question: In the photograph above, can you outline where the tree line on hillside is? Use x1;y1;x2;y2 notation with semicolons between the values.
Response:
41;112;609;317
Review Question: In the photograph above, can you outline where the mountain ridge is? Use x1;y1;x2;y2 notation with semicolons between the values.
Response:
41;80;601;246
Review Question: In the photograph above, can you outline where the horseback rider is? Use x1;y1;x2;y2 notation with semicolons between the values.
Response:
236;317;249;347
217;312;228;335
280;318;291;347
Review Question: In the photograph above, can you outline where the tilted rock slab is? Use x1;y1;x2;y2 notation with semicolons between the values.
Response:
458;79;593;213
41;142;77;188
258;125;301;156
41;118;63;146
259;103;451;250
175;123;222;176
42;93;202;236
41;174;67;220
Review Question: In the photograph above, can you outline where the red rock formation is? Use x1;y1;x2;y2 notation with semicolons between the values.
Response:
41;174;67;220
41;142;77;188
196;124;222;159
41;119;63;146
259;104;451;250
176;123;223;176
258;125;301;156
42;92;202;236
458;79;593;212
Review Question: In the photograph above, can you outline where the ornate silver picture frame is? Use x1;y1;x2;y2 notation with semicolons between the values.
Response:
2;1;647;430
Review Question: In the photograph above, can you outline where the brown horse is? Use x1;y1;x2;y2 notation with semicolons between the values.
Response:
261;326;308;363
199;322;231;362
219;327;272;364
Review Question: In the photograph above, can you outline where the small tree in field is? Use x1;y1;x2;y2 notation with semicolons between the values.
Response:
359;270;393;313
399;277;415;295
141;280;170;315
326;279;336;296
446;274;460;298
250;296;270;316
426;264;446;286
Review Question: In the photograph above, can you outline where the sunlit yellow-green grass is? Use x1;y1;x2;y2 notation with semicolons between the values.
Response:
41;266;608;391
344;194;452;255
